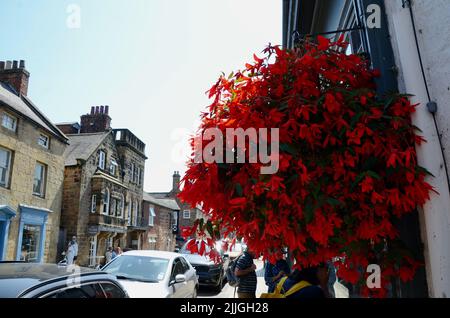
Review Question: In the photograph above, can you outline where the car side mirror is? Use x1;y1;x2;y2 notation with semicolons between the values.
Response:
170;274;186;285
174;248;180;253
175;274;186;283
223;253;229;259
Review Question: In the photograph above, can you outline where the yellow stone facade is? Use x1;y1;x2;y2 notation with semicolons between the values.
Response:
0;106;66;263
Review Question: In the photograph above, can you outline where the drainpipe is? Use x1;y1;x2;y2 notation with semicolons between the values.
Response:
389;2;450;297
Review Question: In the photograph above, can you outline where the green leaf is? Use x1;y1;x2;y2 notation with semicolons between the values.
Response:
206;220;214;237
366;170;381;180
235;183;243;197
326;197;342;207
280;143;298;155
304;199;314;223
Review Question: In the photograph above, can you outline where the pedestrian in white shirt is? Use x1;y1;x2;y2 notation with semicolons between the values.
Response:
71;236;79;263
66;241;76;265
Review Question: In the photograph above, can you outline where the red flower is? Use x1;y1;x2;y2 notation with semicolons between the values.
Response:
178;38;432;297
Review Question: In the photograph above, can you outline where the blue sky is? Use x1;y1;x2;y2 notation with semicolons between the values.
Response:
0;0;282;192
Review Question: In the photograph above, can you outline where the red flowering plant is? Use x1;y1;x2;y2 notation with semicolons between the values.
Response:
178;36;434;297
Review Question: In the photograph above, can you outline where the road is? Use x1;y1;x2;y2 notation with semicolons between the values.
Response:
198;258;267;298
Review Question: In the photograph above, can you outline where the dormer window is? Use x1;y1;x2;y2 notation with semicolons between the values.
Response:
98;150;106;170
38;133;49;149
2;112;17;132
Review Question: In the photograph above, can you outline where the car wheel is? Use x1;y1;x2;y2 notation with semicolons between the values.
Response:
214;273;224;292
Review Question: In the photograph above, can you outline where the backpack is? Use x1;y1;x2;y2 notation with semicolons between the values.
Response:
226;255;243;287
260;277;311;298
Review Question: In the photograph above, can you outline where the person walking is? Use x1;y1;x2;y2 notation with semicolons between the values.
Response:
234;248;257;298
71;236;78;264
66;241;76;266
105;246;113;264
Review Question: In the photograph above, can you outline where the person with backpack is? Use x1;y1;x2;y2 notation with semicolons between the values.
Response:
234;248;257;298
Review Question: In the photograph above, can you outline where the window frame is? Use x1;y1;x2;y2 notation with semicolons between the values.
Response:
32;162;47;198
91;194;97;213
1;112;17;132
183;210;191;219
98;150;106;170
102;188;110;215
109;159;118;176
0;146;13;188
37;133;50;149
148;206;156;226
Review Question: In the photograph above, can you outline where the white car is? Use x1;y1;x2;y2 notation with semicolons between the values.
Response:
102;250;198;298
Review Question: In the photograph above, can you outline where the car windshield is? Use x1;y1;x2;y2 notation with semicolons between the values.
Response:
102;255;169;283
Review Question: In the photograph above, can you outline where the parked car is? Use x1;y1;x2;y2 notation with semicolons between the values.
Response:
179;240;229;292
0;262;128;298
225;240;247;260
102;250;198;298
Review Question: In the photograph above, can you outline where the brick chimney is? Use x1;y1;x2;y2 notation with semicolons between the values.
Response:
80;106;112;133
172;171;181;193
0;60;30;96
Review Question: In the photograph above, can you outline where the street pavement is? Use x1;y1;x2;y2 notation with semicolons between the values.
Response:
198;258;267;298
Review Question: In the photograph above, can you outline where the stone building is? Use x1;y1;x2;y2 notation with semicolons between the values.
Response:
141;192;179;252
149;171;206;248
57;107;147;267
0;60;68;263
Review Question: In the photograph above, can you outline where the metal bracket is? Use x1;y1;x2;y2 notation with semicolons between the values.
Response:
402;0;412;9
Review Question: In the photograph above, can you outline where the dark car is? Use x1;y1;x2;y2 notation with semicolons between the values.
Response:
179;240;229;292
0;262;128;298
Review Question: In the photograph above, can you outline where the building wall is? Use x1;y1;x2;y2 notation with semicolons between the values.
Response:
141;201;176;252
383;0;450;298
61;132;132;266
0;106;66;262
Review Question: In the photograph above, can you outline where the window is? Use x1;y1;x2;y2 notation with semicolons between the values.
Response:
91;195;97;213
2;113;17;131
88;236;97;268
149;206;156;226
110;198;116;216
0;147;12;188
37;133;49;149
44;284;106;298
130;162;135;182
109;159;118;176
133;200;139;226
171;258;185;280
172;211;178;226
100;283;127;298
117;194;124;218
335;0;367;55
183;210;191;219
33;162;46;197
98;150;106;170
20;224;41;262
180;257;191;272
127;201;131;225
102;188;110;214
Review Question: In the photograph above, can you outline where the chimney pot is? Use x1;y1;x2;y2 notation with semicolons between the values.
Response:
100;105;104;114
105;105;109;114
5;61;12;70
90;106;95;115
95;106;100;114
12;61;18;69
0;61;4;70
19;60;25;69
